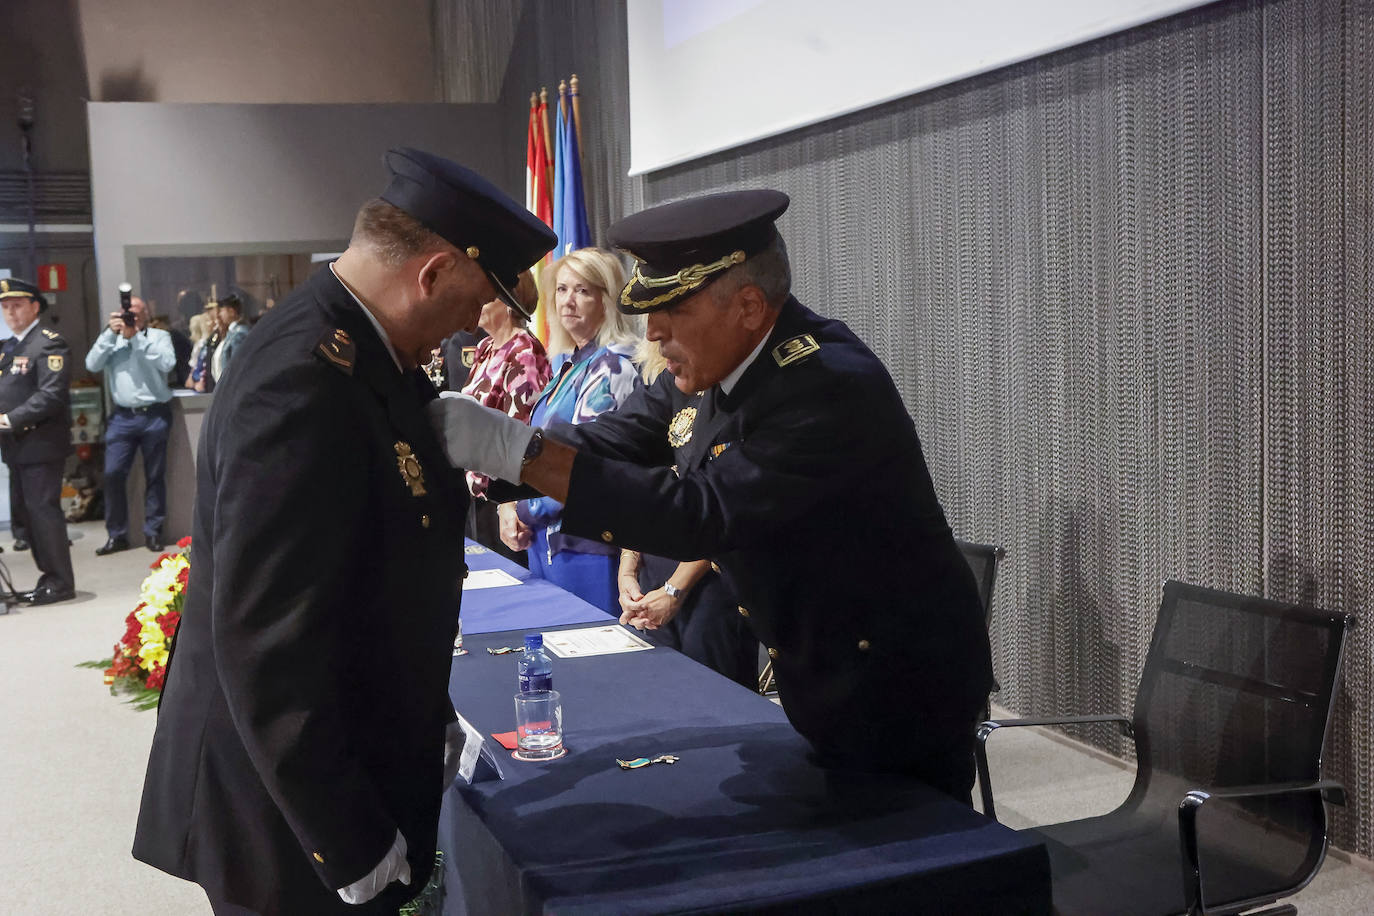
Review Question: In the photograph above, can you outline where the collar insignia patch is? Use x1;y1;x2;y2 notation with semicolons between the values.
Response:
772;334;819;367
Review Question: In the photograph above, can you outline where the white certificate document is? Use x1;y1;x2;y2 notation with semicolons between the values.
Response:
543;625;655;658
462;568;523;590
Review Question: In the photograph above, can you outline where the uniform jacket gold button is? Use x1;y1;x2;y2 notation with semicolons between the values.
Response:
857;639;871;651
313;852;324;863
737;606;749;618
601;530;614;543
421;514;431;528
767;647;779;660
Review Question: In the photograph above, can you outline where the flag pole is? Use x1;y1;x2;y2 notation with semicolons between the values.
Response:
540;86;554;201
570;74;584;153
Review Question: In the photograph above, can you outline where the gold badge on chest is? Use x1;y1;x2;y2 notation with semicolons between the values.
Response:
667;406;697;448
394;441;427;496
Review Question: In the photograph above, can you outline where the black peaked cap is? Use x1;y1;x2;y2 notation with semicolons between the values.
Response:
607;190;789;313
380;147;556;319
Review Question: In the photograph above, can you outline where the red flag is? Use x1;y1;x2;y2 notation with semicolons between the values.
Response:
526;93;555;343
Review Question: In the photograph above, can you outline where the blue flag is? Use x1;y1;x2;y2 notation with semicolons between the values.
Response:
552;100;591;257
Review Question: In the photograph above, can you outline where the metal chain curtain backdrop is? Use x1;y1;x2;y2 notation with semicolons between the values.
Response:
441;0;1373;856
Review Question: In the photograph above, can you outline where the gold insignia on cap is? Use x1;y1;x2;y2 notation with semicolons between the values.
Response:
47;355;64;371
0;281;7;293
621;250;747;311
394;441;427;496
772;334;819;367
465;246;480;259
667;406;697;448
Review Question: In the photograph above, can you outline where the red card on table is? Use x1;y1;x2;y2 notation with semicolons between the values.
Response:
491;731;518;750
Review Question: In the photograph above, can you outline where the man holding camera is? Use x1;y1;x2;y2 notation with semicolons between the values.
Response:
85;288;176;553
0;278;75;604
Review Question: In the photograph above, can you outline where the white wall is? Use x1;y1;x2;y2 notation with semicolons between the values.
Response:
87;102;508;325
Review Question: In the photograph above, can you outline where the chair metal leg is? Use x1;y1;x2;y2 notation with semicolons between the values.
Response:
758;660;776;695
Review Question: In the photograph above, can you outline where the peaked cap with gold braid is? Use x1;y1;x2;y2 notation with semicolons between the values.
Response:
0;277;47;310
608;190;789;314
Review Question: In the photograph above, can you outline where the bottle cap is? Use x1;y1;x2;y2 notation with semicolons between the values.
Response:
524;633;543;650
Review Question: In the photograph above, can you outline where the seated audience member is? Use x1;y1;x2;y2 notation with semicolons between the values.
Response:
210;294;249;383
461;270;551;563
498;248;641;613
616;341;757;687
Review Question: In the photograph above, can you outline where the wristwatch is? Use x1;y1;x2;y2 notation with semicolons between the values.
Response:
522;429;545;467
663;582;682;600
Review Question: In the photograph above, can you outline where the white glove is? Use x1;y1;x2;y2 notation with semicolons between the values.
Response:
337;829;411;905
425;391;534;483
443;718;465;787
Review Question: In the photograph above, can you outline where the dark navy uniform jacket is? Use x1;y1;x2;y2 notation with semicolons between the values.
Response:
0;323;72;465
558;296;993;781
134;266;468;915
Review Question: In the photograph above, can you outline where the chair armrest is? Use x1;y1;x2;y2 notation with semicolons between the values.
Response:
974;714;1132;821
1177;779;1346;915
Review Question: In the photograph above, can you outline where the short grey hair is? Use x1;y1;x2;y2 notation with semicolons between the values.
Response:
711;233;791;308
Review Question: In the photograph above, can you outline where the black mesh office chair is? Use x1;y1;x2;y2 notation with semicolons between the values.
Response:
956;538;1004;715
975;580;1353;916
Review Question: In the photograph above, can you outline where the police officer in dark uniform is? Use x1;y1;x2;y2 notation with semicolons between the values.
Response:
132;149;555;916
0;278;75;604
429;190;993;802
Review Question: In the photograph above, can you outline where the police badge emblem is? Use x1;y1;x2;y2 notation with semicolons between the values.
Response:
667;406;697;447
48;355;64;371
394;441;427;496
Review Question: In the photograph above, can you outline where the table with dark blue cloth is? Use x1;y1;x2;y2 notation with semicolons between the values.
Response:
439;608;1051;914
458;542;614;635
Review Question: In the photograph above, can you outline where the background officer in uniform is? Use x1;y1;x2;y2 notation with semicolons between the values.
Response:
429;190;993;802
0;278;75;605
132;149;555;916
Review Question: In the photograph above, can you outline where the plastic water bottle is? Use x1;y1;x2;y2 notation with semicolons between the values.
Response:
517;634;553;693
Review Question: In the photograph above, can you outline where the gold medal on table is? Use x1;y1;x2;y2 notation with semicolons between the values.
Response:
667;406;697;448
394;441;427;496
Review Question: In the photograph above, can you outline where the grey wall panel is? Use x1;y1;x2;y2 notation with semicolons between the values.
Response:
506;0;1373;854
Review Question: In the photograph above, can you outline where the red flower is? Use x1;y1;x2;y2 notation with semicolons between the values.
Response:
176;567;190;587
146;664;166;691
150;552;177;569
161;610;181;640
177;536;193;549
122;612;142;648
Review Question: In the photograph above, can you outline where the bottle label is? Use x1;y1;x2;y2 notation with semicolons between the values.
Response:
519;673;553;693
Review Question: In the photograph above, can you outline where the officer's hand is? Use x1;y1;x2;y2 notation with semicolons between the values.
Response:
426;392;534;483
336;829;411;905
497;502;533;551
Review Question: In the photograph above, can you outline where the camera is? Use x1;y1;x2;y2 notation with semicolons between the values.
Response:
118;282;136;328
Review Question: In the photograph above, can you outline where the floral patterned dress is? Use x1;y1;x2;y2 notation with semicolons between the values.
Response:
459;330;552;497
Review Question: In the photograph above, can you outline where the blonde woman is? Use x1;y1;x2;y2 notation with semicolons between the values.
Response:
499;247;641;613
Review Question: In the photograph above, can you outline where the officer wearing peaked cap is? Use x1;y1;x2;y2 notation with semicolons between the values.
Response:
134;150;555;915
428;189;993;802
0;278;75;604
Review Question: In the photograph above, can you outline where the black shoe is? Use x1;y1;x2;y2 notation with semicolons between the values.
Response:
146;535;164;552
96;537;131;556
13;539;28;551
19;584;76;605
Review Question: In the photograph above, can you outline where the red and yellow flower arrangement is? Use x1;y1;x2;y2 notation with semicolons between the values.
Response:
84;536;192;709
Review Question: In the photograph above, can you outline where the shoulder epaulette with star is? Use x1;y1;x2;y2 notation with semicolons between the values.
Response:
41;328;60;340
771;333;820;368
315;328;355;375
